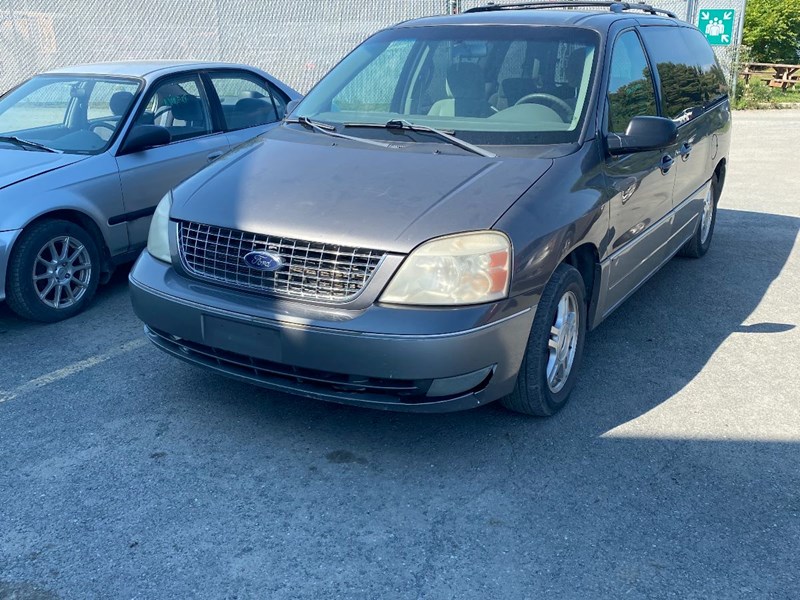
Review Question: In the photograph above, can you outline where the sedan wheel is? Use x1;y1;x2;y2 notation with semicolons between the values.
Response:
6;220;101;322
32;236;93;309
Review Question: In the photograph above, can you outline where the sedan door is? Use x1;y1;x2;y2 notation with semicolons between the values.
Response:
600;29;678;317
203;70;288;148
115;73;230;249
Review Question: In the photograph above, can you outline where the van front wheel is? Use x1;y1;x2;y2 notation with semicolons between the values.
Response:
501;263;587;416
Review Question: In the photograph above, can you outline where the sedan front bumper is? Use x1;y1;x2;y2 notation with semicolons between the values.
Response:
129;252;536;412
0;229;22;302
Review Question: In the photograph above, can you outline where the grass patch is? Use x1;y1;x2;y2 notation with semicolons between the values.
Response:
734;77;800;109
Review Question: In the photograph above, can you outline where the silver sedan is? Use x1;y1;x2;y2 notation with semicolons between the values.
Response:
0;61;300;321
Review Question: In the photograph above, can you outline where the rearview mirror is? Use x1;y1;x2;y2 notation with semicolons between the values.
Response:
606;116;678;155
121;125;171;155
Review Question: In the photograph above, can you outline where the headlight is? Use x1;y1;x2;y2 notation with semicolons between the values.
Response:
380;231;511;306
147;192;172;263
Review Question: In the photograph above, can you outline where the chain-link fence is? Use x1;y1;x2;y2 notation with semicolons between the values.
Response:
1;0;747;95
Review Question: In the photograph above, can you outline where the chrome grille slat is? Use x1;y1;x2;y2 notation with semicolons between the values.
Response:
178;221;384;302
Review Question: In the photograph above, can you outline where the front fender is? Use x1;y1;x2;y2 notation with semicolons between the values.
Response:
495;140;609;303
0;152;128;256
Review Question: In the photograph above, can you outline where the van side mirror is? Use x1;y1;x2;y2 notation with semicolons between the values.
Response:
121;125;171;155
606;116;678;155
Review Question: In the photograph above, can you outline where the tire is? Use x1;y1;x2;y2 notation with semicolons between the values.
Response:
501;263;587;417
680;173;719;259
6;220;101;323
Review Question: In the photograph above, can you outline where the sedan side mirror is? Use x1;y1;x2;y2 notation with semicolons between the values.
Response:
120;125;171;155
606;116;678;155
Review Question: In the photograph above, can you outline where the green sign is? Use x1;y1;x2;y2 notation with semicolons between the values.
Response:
698;9;735;46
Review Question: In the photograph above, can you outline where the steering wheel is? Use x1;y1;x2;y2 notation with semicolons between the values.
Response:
514;93;573;121
89;121;117;140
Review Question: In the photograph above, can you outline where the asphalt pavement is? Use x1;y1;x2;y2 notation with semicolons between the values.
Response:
1;110;799;599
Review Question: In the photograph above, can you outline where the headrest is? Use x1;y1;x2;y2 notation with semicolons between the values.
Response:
235;97;272;113
109;91;134;116
566;49;587;87
171;96;204;122
446;63;485;99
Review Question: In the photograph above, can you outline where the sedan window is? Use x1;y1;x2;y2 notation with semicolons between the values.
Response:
134;76;211;142
207;73;283;131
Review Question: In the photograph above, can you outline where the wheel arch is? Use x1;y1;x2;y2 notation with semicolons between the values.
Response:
714;157;726;195
16;209;112;275
561;242;602;330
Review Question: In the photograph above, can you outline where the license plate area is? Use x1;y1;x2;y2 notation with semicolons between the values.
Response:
202;314;282;362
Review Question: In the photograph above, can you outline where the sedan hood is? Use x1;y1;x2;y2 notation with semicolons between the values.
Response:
172;127;552;253
0;149;88;191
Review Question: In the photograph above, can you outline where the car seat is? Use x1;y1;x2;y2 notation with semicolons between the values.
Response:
428;63;492;118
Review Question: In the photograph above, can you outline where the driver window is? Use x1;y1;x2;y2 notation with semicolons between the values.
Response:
607;31;657;134
134;76;211;142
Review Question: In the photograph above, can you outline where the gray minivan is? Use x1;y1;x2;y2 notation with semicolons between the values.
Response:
130;2;731;415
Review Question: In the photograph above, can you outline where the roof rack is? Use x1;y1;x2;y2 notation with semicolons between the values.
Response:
463;1;677;18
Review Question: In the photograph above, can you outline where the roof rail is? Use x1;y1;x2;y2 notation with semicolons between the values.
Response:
463;1;677;18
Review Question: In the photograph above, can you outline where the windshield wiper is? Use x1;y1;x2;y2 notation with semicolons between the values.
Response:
285;116;397;149
0;136;60;153
344;119;496;158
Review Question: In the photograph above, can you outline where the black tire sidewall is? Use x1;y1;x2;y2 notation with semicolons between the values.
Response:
697;176;719;256
7;220;101;322
533;270;587;412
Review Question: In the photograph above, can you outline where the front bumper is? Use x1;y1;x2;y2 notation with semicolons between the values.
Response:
129;252;536;412
0;229;22;302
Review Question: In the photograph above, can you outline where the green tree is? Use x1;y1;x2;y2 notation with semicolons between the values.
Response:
743;0;800;63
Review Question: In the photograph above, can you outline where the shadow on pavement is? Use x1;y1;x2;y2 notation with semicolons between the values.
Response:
1;208;798;597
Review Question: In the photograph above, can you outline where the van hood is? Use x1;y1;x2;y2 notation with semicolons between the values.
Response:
0;149;89;191
172;127;553;253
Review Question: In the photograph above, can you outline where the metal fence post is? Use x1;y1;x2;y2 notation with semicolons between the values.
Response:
449;0;461;15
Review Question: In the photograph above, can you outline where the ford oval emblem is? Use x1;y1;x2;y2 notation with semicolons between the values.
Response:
243;250;284;272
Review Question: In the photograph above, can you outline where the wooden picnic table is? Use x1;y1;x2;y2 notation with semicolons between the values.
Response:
741;62;800;91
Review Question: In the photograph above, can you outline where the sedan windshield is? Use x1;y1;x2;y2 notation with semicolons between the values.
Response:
295;25;599;146
0;75;141;154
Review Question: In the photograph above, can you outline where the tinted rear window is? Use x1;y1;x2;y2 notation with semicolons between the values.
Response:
640;26;728;123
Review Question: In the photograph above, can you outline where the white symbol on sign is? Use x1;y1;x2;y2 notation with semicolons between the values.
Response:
704;17;725;37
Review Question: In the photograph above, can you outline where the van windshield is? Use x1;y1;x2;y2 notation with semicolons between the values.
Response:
294;25;599;146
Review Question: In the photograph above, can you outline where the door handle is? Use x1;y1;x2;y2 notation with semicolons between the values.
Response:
660;154;674;175
207;150;224;162
677;142;692;161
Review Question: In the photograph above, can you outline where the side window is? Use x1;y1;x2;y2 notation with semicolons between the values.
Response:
606;31;658;134
680;28;729;106
134;75;211;142
331;40;414;112
640;26;705;123
208;72;281;131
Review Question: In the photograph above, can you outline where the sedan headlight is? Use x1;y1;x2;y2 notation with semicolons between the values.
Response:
147;192;172;263
380;231;511;306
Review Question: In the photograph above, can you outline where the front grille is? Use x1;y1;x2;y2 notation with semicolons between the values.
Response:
178;221;385;302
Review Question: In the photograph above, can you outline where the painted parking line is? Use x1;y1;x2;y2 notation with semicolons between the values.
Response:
0;338;147;404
